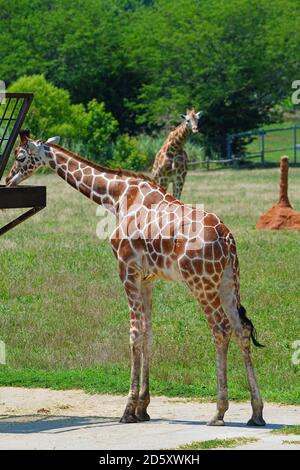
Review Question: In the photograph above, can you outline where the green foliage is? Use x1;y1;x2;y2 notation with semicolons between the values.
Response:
0;0;142;131
137;133;204;169
1;0;300;156
109;134;148;171
8;74;145;168
124;0;300;156
8;75;81;139
83;100;118;164
136;134;165;168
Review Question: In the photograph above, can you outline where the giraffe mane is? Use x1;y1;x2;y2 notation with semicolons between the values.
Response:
170;119;188;134
49;143;159;186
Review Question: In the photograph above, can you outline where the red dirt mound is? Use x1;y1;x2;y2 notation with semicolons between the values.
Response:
256;156;300;231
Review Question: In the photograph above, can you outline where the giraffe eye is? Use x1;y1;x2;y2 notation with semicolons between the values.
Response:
16;155;26;163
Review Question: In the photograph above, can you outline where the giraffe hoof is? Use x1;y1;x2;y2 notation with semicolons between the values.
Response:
207;419;225;426
119;414;139;424
247;417;266;427
136;412;151;422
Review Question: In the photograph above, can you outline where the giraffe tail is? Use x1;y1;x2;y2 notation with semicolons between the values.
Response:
238;305;265;348
227;234;265;348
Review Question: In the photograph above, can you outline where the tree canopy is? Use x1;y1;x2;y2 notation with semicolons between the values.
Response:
1;0;299;158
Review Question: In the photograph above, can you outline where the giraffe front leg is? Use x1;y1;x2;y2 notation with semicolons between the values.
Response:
173;173;186;200
136;284;153;422
120;274;144;424
120;334;143;423
208;324;232;426
158;176;169;193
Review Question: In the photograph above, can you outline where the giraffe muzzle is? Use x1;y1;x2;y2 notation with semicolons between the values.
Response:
6;171;22;187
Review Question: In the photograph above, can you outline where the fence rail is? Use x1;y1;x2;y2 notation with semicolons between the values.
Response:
188;124;300;170
226;125;300;165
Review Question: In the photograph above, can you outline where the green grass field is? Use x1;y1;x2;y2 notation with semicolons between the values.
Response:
272;425;300;435
175;437;258;450
0;167;300;403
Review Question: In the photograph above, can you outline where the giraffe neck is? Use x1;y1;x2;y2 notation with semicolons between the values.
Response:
164;122;190;156
46;145;126;214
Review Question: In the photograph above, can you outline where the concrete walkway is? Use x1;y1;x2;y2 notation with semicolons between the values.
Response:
0;387;299;450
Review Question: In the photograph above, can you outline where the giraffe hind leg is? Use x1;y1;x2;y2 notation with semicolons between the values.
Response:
219;264;265;426
202;301;232;426
183;273;232;426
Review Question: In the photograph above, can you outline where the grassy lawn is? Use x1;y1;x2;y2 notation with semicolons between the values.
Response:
175;437;258;450
0;167;300;403
272;425;300;435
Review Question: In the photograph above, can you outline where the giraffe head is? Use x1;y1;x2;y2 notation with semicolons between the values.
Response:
180;108;203;134
6;129;60;187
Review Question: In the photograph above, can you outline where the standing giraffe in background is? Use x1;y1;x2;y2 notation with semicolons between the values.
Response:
6;129;265;427
152;108;202;199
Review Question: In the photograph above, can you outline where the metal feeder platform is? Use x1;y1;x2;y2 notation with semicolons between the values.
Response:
0;93;46;236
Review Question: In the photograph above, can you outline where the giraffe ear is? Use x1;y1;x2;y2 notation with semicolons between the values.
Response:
46;136;60;144
196;111;203;119
180;114;187;120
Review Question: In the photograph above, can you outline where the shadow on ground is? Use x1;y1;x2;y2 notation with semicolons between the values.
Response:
0;414;289;434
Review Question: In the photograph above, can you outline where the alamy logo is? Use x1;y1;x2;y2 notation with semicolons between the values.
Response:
292;80;300;105
96;205;115;240
0;341;6;365
95;198;205;250
292;340;300;365
0;80;6;105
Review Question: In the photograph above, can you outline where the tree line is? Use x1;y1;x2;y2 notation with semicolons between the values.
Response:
1;0;299;162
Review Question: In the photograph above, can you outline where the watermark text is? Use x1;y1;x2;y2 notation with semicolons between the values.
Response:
0;80;6;105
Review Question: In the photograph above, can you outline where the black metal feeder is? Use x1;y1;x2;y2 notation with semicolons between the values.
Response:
0;93;46;236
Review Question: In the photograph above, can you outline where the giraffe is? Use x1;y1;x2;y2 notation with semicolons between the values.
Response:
152;108;202;199
6;129;266;427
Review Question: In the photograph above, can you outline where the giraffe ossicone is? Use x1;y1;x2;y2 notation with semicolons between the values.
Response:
152;108;202;200
6;129;265;427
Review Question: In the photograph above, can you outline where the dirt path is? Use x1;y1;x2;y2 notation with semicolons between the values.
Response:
0;387;299;450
